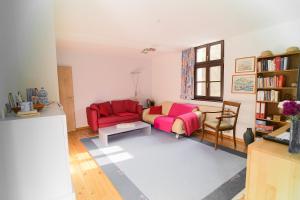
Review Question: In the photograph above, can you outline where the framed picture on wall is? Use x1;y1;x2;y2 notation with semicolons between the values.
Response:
235;56;256;73
232;74;256;94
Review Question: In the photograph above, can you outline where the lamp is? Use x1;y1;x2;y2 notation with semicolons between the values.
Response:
131;70;141;99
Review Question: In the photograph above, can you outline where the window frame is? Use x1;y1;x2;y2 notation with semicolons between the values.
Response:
194;40;224;101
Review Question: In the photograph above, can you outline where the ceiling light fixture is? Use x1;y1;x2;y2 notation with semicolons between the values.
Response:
141;48;156;54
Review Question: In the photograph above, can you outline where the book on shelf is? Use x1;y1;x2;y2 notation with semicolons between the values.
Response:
255;119;274;133
257;90;279;102
257;75;285;88
256;102;266;119
257;56;288;72
256;102;260;118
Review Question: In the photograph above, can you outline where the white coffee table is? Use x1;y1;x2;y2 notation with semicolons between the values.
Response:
98;121;151;146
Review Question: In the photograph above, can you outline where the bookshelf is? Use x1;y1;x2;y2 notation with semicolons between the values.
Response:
255;51;300;136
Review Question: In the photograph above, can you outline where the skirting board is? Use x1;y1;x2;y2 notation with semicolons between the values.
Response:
75;126;244;142
68;126;90;133
74;126;245;147
198;129;245;145
75;126;90;131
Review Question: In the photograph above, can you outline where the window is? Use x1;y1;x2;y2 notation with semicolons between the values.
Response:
194;40;224;101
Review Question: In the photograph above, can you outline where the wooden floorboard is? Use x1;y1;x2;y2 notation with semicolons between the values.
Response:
68;129;123;200
67;128;246;200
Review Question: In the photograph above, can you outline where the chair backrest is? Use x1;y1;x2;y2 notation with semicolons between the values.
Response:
221;101;241;128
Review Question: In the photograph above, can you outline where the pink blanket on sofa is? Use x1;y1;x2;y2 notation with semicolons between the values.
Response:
168;103;197;117
154;103;199;135
177;112;199;136
154;116;176;133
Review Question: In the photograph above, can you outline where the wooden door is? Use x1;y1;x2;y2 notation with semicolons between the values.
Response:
57;66;76;132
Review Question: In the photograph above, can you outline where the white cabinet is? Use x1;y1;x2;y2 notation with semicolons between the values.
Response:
0;103;75;200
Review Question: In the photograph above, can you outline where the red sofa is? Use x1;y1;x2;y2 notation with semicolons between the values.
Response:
86;99;143;131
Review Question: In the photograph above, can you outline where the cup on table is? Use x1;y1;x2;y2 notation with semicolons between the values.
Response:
20;102;33;112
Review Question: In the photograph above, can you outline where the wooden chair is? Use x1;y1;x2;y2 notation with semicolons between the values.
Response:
201;101;241;150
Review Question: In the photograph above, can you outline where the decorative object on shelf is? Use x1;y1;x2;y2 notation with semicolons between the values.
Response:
37;87;49;105
1;108;5;119
282;100;300;153
8;93;15;108
243;128;255;146
286;46;300;53
32;96;39;104
5;103;12;113
16;110;40;117
8;92;21;113
273;115;281;122
33;103;44;111
235;56;256;73
20;102;33;112
27;88;40;103
260;50;273;57
291;83;297;87
231;74;256;94
16;91;24;106
283;93;292;100
12;107;21;114
146;99;155;108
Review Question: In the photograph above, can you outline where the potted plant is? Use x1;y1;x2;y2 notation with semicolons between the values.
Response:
280;100;300;153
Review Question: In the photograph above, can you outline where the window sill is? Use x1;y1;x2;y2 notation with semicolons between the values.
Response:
192;98;223;103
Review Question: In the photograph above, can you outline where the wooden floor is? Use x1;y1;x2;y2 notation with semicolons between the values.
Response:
68;128;122;200
68;128;246;200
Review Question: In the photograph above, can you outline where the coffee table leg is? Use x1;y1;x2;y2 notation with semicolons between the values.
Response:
142;126;151;135
99;130;108;146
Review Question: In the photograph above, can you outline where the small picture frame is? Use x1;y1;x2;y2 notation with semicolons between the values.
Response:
232;74;256;94
273;115;281;122
235;56;256;73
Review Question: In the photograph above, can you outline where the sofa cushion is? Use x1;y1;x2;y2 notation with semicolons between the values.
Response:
98;115;121;124
98;102;112;116
154;116;176;133
117;112;136;117
90;104;100;117
149;106;162;115
98;113;139;124
161;101;174;115
168;103;198;117
205;120;233;130
124;100;138;113
143;114;163;124
111;100;126;114
119;113;139;121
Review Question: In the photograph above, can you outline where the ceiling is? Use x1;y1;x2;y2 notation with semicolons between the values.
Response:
55;0;300;52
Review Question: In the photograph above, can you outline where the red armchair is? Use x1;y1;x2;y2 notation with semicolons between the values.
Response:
86;99;143;131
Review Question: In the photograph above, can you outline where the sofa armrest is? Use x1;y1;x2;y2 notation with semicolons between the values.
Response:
86;107;99;132
137;105;143;119
142;108;150;120
193;111;202;127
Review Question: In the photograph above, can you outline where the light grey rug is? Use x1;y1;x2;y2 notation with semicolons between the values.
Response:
81;128;246;200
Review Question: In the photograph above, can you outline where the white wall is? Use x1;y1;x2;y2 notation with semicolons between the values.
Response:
0;0;58;109
56;42;152;128
151;19;300;138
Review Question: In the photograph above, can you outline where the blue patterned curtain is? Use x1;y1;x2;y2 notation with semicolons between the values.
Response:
180;48;195;99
